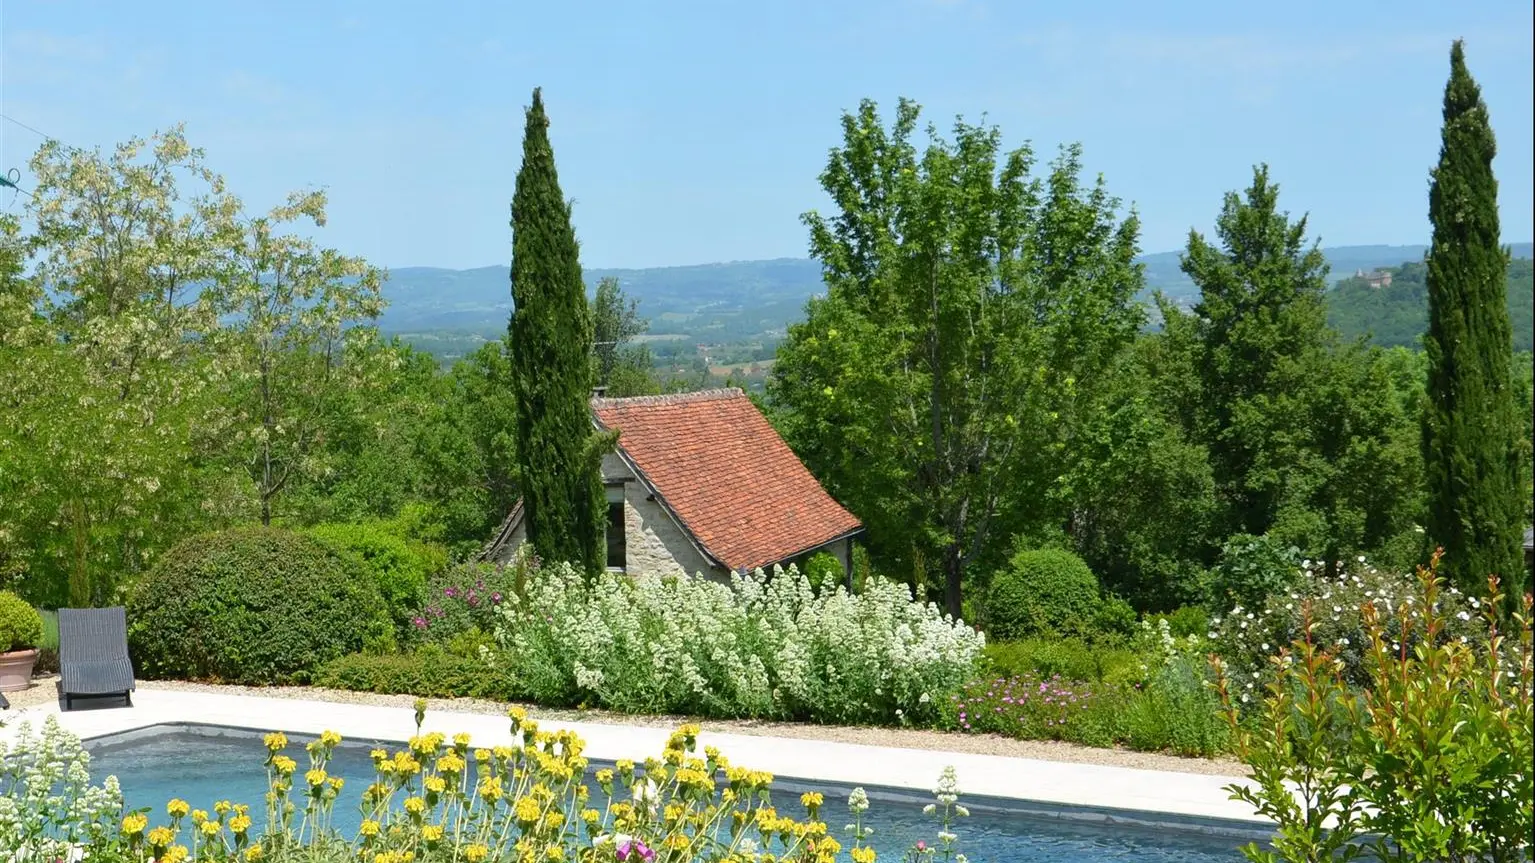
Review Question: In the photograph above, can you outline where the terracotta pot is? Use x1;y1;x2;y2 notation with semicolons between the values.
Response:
0;648;38;692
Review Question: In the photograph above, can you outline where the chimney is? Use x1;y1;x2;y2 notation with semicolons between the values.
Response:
591;386;608;399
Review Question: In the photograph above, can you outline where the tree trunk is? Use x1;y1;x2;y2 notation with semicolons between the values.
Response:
943;543;964;620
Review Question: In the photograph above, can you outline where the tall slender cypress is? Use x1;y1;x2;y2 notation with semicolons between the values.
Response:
508;88;605;573
1422;41;1525;598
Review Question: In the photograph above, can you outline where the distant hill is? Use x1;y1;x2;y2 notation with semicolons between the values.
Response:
379;243;1535;349
1327;252;1534;351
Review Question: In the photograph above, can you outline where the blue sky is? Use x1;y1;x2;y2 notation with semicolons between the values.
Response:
2;0;1532;271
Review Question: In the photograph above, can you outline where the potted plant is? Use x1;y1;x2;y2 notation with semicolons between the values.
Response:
0;590;43;692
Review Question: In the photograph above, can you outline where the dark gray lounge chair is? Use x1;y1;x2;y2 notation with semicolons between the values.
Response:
0;691;8;709
59;607;135;710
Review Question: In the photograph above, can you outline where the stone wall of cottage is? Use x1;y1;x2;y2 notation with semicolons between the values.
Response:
603;453;729;583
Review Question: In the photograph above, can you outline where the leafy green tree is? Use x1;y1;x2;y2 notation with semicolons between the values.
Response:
210;190;387;526
1422;40;1528;597
1066;330;1219;610
770;98;1144;618
1178;165;1332;543
508;88;608;573
591;276;659;397
4;128;235;605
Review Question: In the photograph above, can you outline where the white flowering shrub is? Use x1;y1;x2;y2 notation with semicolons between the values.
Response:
0;715;124;860
492;558;985;725
1209;557;1488;699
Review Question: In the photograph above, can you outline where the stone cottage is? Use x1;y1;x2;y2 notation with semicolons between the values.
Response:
479;388;863;581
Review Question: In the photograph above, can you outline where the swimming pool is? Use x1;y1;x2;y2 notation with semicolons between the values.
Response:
85;724;1264;862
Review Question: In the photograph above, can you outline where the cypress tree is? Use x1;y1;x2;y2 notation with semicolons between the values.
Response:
508;87;605;573
1422;41;1526;598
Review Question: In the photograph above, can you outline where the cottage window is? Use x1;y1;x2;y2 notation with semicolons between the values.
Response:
605;484;626;571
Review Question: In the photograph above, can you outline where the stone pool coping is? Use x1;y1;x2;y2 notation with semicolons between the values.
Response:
3;688;1273;839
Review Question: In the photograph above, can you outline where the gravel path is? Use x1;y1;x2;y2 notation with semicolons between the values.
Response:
12;677;1240;778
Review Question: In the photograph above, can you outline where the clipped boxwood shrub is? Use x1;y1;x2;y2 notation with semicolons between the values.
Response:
987;548;1101;640
0;590;43;653
127;526;394;685
307;521;445;640
316;644;517;700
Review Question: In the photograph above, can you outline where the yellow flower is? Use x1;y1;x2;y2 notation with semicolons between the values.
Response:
545;847;565;862
508;705;528;726
580;808;600;826
229;815;252;835
121;813;148;835
851;848;877;863
213;800;232;816
616;759;635;777
513;795;541;825
435;753;465;775
199;820;221;838
359;819;381;838
595;768;614;788
191;809;208;825
161;845;189;863
541;810;563;830
801;791;824;809
474;748;492;764
424;776;447;794
319;730;342;747
263;732;287;752
420;824;444;843
453;732;472;750
166;799;190;819
403;797;426;818
327;777;346;797
370;748;389;763
244;847;264;862
478;775;505;804
305;768;328;788
464;844;490;863
147;826;176;848
271;756;297;777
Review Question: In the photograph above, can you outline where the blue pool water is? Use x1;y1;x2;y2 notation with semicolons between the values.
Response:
85;726;1257;862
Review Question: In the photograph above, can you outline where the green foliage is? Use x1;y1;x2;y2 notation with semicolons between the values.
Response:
1213;554;1533;862
1208;533;1302;613
1092;594;1139;639
1065;333;1220;612
982;637;1136;683
1422;42;1529;601
315;644;514;700
126;526;394;685
508;88;608;575
801;551;846;595
1147;605;1210;640
987;548;1102;640
591;276;660;397
306;521;445;640
0;590;42;652
769;97;1145;618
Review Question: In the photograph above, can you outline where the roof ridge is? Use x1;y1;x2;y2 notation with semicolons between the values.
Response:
591;387;745;408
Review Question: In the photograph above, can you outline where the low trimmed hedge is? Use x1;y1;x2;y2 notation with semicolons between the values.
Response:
316;645;517;700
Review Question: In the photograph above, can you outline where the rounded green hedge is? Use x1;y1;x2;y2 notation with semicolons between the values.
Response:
307;521;444;639
987;548;1102;640
127;526;394;685
0;590;42;652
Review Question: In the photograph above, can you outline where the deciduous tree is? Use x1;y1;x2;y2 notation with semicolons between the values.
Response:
770;98;1144;618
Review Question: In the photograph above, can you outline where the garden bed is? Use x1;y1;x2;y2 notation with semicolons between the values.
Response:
115;678;1250;777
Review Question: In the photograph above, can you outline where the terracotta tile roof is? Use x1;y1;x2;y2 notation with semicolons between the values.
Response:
592;388;862;572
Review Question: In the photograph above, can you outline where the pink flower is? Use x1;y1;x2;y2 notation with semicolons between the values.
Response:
617;838;654;862
412;617;428;629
